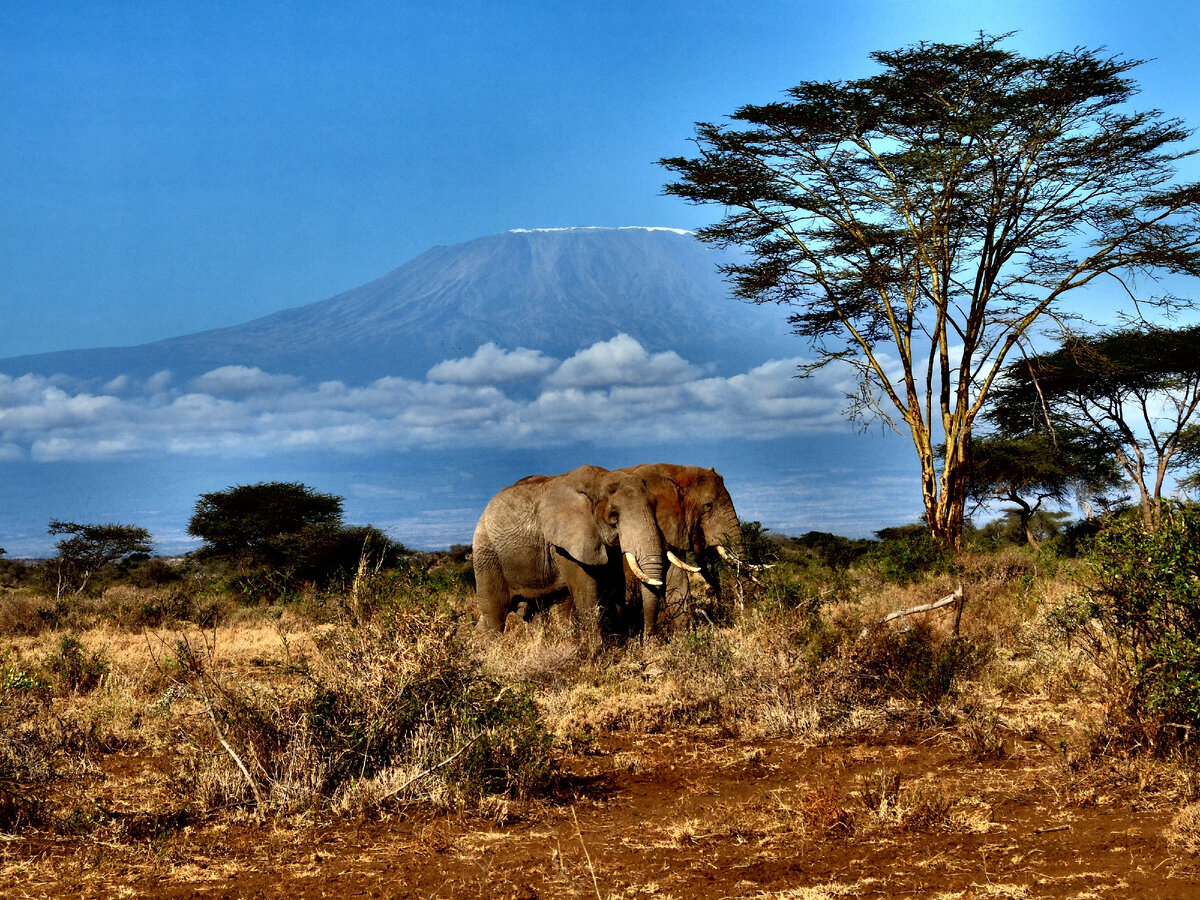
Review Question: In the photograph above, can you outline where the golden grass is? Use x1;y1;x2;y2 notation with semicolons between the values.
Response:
0;542;1195;900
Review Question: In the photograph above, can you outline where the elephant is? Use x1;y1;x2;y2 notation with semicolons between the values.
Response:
472;464;665;643
618;463;748;633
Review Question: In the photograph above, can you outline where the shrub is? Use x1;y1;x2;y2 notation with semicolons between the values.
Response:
0;667;54;830
870;526;955;585
739;521;781;566
176;602;555;816
791;531;875;571
121;558;184;588
850;622;990;707
42;634;109;695
1084;505;1200;750
187;482;406;595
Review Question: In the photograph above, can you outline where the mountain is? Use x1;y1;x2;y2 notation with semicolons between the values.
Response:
1;228;798;384
0;227;926;558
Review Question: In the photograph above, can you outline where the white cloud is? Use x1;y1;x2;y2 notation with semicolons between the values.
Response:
0;339;863;462
547;334;700;388
190;365;302;394
145;370;173;394
426;343;557;384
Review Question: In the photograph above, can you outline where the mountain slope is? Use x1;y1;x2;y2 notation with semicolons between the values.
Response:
1;228;798;384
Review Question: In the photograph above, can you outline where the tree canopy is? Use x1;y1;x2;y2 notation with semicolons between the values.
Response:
188;482;344;561
991;324;1200;528
48;519;153;596
661;33;1200;548
187;482;402;589
961;430;1123;547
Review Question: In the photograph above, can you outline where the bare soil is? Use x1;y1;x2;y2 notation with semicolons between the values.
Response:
5;726;1200;899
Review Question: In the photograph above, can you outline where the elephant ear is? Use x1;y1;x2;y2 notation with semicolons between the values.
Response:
537;478;608;567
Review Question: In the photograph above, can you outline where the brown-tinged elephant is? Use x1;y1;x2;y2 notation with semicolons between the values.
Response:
472;465;665;643
619;463;747;633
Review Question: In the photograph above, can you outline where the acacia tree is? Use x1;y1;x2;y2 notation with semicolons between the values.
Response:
992;325;1200;529
961;430;1123;548
48;520;153;597
661;34;1200;548
188;482;401;588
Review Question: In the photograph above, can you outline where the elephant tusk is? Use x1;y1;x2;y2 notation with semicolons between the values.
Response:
625;551;664;587
716;545;773;571
667;550;702;573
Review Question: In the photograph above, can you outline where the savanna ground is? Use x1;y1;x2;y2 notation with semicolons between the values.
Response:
3;539;1200;899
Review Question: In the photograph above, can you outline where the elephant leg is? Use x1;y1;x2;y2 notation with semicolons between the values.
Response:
473;539;511;633
557;558;603;646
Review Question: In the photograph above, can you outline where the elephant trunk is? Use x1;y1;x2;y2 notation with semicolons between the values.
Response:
709;504;745;564
625;551;663;587
621;511;665;636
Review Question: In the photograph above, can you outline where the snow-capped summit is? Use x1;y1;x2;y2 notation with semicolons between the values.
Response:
0;227;793;385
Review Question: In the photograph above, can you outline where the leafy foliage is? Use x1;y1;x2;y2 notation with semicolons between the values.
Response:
870;526;955;585
960;429;1124;548
1085;505;1200;748
993;326;1200;529
188;482;344;560
739;521;781;566
41;634;109;695
662;33;1200;548
45;520;153;596
188;482;404;592
790;531;875;572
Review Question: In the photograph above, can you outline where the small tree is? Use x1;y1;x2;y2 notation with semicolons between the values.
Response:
188;482;344;566
1083;505;1200;749
47;520;153;597
188;482;401;589
976;508;1074;549
661;33;1200;549
994;325;1200;529
961;430;1124;548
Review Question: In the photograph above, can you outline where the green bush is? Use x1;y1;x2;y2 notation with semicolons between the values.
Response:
1085;505;1200;749
791;531;875;571
739;521;781;566
42;634;109;695
870;526;955;585
186;482;406;595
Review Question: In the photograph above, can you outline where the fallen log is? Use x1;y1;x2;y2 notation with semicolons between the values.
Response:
859;585;965;640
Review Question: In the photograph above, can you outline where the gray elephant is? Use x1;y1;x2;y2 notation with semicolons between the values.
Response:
618;463;748;633
472;465;665;642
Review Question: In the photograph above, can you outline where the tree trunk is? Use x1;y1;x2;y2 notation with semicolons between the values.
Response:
924;437;967;552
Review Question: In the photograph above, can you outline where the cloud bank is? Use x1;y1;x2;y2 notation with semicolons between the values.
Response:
0;334;865;463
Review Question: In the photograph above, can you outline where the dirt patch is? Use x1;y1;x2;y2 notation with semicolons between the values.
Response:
5;728;1199;899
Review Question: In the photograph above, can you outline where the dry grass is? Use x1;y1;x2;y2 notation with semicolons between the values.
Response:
1166;802;1200;854
2;542;1198;897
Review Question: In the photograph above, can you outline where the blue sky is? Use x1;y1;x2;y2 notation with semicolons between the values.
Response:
5;0;1200;357
2;1;1200;555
